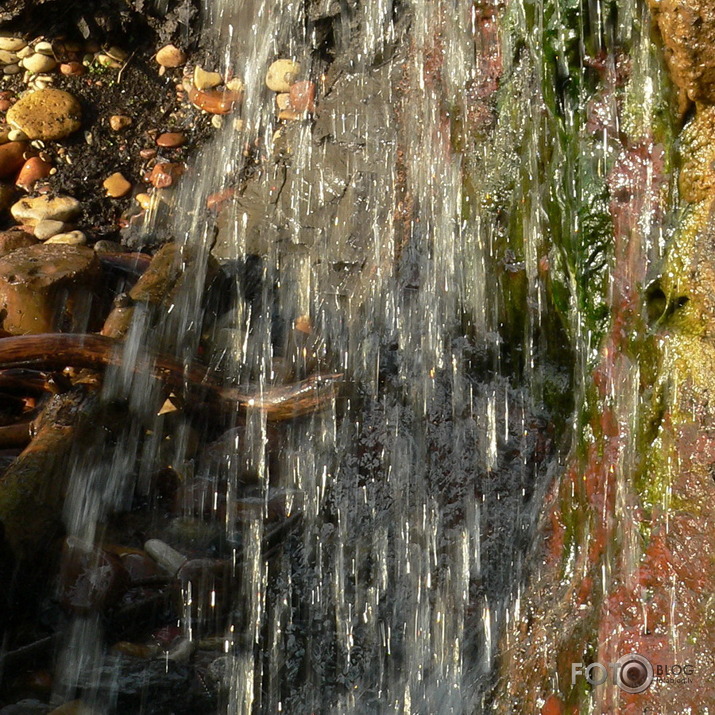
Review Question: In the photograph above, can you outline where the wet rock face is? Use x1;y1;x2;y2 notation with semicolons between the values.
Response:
649;0;715;109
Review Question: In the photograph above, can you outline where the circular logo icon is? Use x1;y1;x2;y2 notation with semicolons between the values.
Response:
615;653;654;694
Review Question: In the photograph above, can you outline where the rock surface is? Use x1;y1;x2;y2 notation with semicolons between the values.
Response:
6;88;82;141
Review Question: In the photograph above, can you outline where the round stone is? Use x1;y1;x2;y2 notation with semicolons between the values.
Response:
21;53;57;74
11;194;81;225
6;89;82;141
45;230;86;245
155;44;186;68
266;59;300;93
0;38;27;53
0;141;27;179
156;132;186;148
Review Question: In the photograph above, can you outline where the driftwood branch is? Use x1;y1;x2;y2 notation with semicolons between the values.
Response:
0;333;341;421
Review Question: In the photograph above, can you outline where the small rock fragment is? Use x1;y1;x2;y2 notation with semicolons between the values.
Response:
226;77;244;92
144;538;187;574
34;219;65;240
276;93;291;111
103;171;132;198
45;230;86;245
15;156;52;189
0;141;27;179
289;80;316;112
6;88;82;141
155;44;186;68
106;46;128;62
93;239;126;253
266;59;300;93
7;129;27;142
3;64;22;76
95;54;121;69
109;114;132;132
148;162;184;188
0;50;19;65
193;66;222;90
156;131;186;148
11;194;81;224
135;193;153;210
21;53;57;74
59;62;85;76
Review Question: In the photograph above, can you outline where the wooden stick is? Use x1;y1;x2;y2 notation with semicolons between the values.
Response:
0;333;341;421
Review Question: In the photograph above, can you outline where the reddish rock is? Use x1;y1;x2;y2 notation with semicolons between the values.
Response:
15;156;52;190
148;161;185;188
0;99;12;112
289;80;316;112
156;131;186;148
0;141;26;179
139;148;157;160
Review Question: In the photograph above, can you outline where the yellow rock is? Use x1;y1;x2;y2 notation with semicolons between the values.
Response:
6;88;81;141
103;172;132;198
266;59;300;93
193;66;222;90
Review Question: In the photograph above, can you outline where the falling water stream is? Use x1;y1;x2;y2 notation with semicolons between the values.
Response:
33;0;673;712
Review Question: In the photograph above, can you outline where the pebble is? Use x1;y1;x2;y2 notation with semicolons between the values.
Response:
6;88;82;141
155;44;186;68
7;129;27;142
15;156;52;189
59;61;85;76
226;77;244;92
135;193;153;210
34;219;65;240
144;538;187;574
148;162;184;188
193;66;222;90
0;99;11;112
45;230;86;245
103;172;132;198
0;38;26;53
139;148;157;159
95;54;121;69
33;41;53;56
0;229;37;256
0;50;19;65
289;80;316;112
21;53;57;74
16;45;32;59
0;126;10;143
109;114;132;131
187;86;240;114
11;194;81;224
156;131;185;148
266;59;300;93
0;141;27;179
211;115;224;129
276;93;291;111
3;64;22;76
106;46;129;62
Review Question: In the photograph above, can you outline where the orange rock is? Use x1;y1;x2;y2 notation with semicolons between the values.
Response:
148;161;185;188
103;171;132;198
59;61;85;76
15;156;52;189
289;80;316;112
541;695;564;715
187;85;241;115
0;141;26;179
206;186;236;211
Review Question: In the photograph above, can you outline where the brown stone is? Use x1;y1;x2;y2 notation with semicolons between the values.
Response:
0;141;26;179
0;99;11;112
155;44;186;68
0;243;101;334
109;114;132;132
15;156;52;189
59;61;85;76
289;80;316;112
103;171;132;198
148;162;185;188
649;0;715;110
187;86;241;115
0;229;37;257
139;148;157;159
6;89;82;141
156;131;186;148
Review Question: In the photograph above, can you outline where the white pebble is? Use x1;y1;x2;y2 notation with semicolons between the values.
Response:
211;115;224;129
16;45;33;59
8;128;28;141
21;53;57;74
144;539;187;574
34;219;65;240
45;230;86;245
33;41;54;56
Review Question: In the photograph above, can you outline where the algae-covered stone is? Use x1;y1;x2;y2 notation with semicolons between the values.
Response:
6;88;82;141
